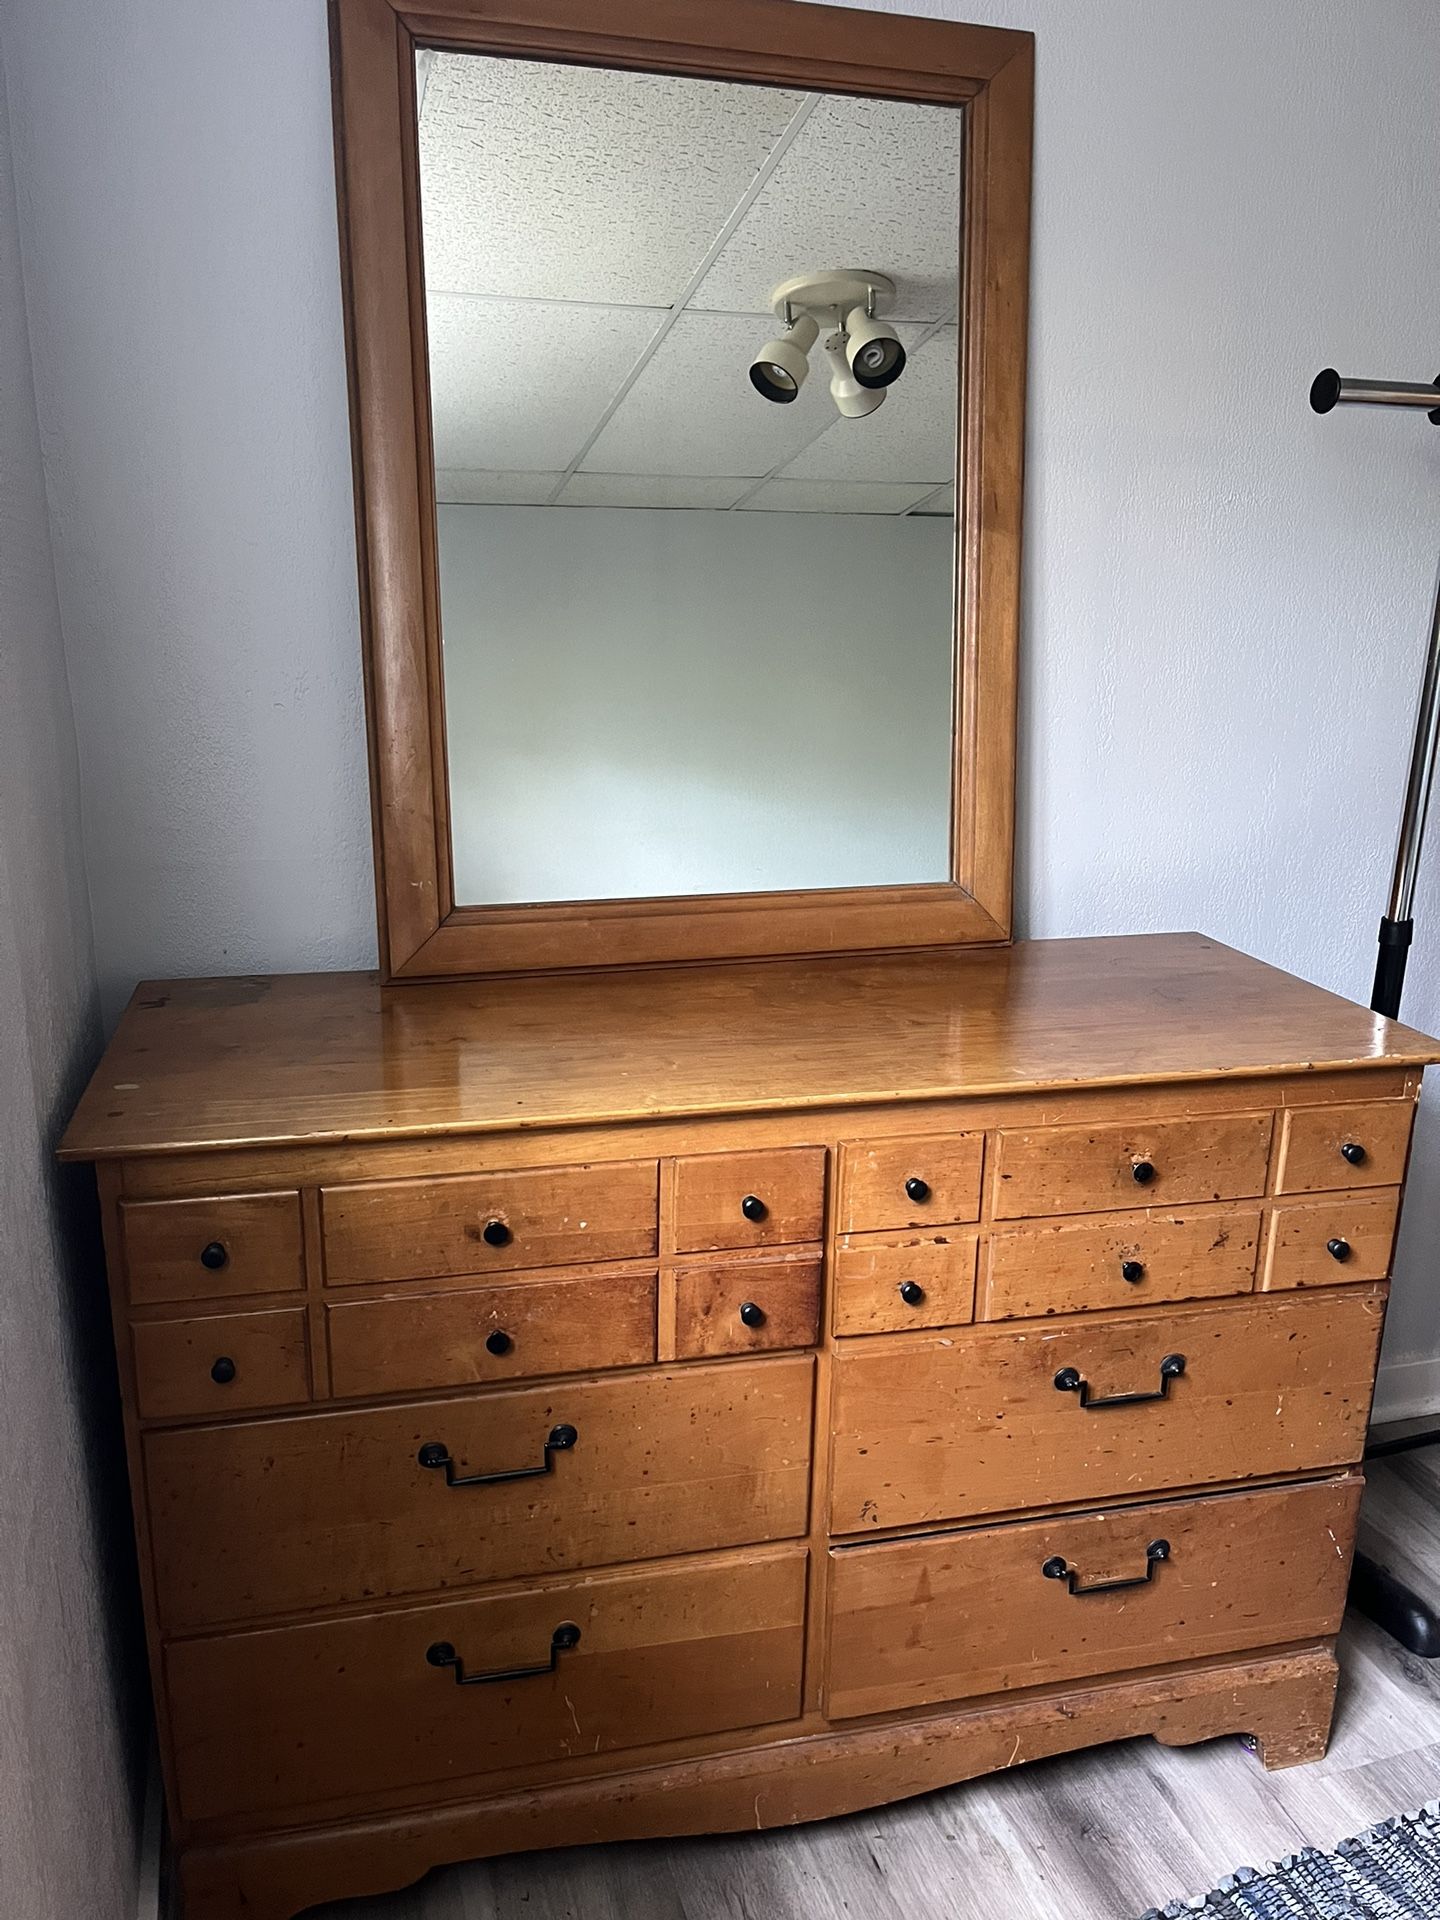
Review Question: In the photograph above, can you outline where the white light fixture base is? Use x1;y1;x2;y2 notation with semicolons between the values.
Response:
769;269;896;328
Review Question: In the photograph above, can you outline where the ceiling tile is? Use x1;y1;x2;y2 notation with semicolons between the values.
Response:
427;294;661;472
777;327;958;486
435;470;564;505
579;311;837;479
557;472;754;509
738;478;941;515
418;53;805;305
689;96;963;323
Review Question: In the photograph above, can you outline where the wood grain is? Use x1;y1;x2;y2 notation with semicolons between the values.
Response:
672;1255;821;1358
992;1112;1274;1218
130;1307;310;1422
980;1207;1260;1321
1275;1099;1416;1193
832;1231;978;1335
1260;1192;1401;1290
120;1190;303;1305
836;1133;984;1233
670;1148;826;1253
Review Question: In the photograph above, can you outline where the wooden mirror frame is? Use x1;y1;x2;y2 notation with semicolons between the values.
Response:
331;0;1032;979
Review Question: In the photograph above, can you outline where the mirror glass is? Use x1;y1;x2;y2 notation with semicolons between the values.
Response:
416;52;961;906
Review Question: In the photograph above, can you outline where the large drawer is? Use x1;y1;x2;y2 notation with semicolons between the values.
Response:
825;1477;1359;1720
992;1113;1274;1219
320;1161;659;1285
165;1547;807;1824
829;1287;1383;1533
145;1357;813;1632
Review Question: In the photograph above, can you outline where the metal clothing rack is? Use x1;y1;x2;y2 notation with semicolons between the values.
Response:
1310;365;1440;1654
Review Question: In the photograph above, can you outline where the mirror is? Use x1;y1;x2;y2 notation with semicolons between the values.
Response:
415;52;962;907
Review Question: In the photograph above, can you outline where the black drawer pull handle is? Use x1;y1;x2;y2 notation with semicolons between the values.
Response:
481;1219;511;1248
1131;1159;1157;1186
1120;1259;1145;1283
898;1279;926;1306
1043;1539;1170;1596
904;1176;931;1203
210;1356;237;1385
739;1299;766;1328
740;1194;768;1222
199;1241;229;1271
417;1423;577;1488
1327;1237;1351;1262
1340;1141;1367;1166
427;1621;580;1687
1054;1352;1185;1409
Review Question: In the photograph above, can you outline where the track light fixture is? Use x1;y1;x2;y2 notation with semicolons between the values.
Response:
748;270;905;420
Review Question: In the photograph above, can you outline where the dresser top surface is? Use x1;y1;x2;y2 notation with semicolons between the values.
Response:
60;933;1439;1160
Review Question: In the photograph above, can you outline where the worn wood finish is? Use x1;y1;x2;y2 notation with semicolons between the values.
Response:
145;1358;813;1633
670;1148;827;1254
825;1478;1360;1720
830;1288;1385;1533
980;1207;1261;1321
1275;1099;1416;1194
329;0;1032;978
832;1231;978;1335
993;1112;1275;1219
320;1161;659;1284
57;938;1438;1162
672;1256;822;1359
1260;1193;1401;1291
166;1547;808;1824
130;1307;311;1422
120;1191;304;1305
836;1134;985;1233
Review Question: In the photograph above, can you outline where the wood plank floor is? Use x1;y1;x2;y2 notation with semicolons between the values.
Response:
313;1463;1440;1920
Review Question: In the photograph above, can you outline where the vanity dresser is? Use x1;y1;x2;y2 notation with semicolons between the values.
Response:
62;0;1440;1915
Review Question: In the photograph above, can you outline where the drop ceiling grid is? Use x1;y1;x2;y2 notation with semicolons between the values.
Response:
418;52;962;513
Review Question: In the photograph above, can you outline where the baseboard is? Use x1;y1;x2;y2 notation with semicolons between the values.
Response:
138;1748;164;1920
1373;1357;1440;1426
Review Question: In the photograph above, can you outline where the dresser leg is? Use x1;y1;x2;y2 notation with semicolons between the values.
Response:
1151;1643;1339;1772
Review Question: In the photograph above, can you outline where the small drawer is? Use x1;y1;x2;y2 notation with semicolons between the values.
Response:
825;1477;1359;1720
1276;1102;1414;1194
829;1286;1382;1534
327;1270;656;1398
144;1358;814;1632
672;1255;821;1358
981;1208;1261;1321
833;1232;977;1335
992;1112;1273;1220
837;1134;984;1234
121;1191;304;1305
1261;1192;1401;1290
164;1547;807;1824
131;1308;309;1421
671;1148;826;1254
320;1160;658;1285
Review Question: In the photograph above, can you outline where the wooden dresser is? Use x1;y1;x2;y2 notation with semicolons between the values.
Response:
62;933;1437;1920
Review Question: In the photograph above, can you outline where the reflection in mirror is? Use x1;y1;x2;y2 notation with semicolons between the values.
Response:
416;52;961;906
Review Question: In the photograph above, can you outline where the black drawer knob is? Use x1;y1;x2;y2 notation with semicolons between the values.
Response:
740;1194;768;1223
210;1356;237;1385
1341;1141;1367;1166
898;1280;926;1306
1327;1237;1351;1263
482;1219;511;1248
199;1241;229;1271
485;1329;513;1355
1131;1160;1156;1186
1121;1259;1146;1284
738;1300;766;1328
904;1177;931;1204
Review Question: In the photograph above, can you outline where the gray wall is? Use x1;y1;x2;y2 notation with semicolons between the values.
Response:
0;32;143;1920
4;0;1440;1410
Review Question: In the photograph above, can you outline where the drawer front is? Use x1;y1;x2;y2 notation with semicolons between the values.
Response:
992;1113;1274;1219
121;1191;304;1306
144;1357;814;1632
981;1209;1261;1321
165;1548;807;1824
321;1161;659;1286
1262;1193;1401;1291
131;1308;309;1421
833;1232;977;1335
327;1271;656;1398
673;1256;821;1358
837;1134;984;1234
829;1287;1383;1533
1276;1101;1414;1194
671;1148;826;1254
825;1477;1359;1720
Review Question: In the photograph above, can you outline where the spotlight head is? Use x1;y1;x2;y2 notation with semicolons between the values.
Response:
823;335;886;418
845;306;906;390
749;312;818;404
